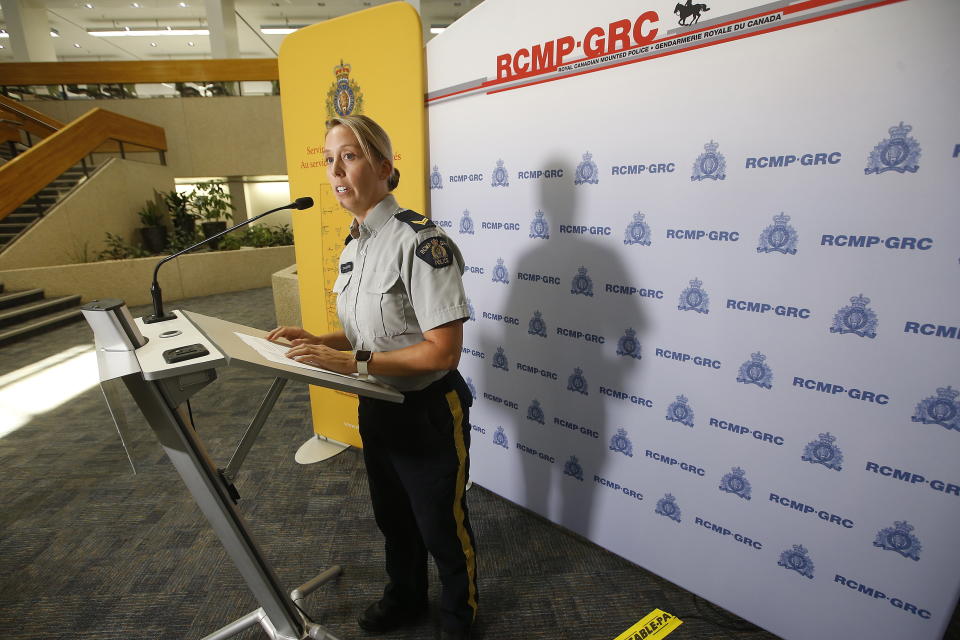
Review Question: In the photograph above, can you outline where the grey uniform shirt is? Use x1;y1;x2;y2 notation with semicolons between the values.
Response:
333;194;469;392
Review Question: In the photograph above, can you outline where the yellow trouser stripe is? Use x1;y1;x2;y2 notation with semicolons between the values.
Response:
446;389;478;620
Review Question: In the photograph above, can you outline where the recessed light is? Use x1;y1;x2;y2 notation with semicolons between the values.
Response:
73;42;81;47
131;1;141;6
50;28;61;37
150;41;158;46
178;1;188;6
187;41;195;46
0;44;5;49
83;3;94;8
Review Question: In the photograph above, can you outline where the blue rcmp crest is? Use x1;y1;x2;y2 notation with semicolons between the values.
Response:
609;428;634;457
466;298;475;321
493;426;509;449
719;466;751;500
678;278;709;314
492;346;509;372
459;209;475;235
829;294;878;339
865;122;921;175
911;386;959;432
757;213;798;255
574;151;599;185
492;258;510;284
528;310;547;337
655;494;682;523
564;455;584;481
736;352;773;389
778;544;815;579
491;159;510;187
666;394;694;427
529;210;550;239
567;367;588;395
570;266;594;297
873;521;922;561
527;399;545;424
616;328;641;359
691;140;726;181
429;165;443;190
801;432;843;471
465;377;477;400
624;212;652;246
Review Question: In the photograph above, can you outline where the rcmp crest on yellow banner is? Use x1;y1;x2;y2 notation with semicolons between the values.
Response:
326;59;364;118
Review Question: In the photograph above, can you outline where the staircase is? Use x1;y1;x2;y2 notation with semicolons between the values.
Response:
0;284;83;346
0;143;92;250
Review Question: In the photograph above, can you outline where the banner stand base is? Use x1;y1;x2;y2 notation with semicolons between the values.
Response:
296;435;350;465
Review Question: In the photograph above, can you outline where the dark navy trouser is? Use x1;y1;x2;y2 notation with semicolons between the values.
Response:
358;371;478;632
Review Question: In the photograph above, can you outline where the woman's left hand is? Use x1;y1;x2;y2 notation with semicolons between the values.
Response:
284;343;356;374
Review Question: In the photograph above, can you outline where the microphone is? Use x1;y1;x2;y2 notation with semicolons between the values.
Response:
144;197;314;324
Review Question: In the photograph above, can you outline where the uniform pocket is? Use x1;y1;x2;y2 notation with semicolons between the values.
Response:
332;272;352;294
361;269;407;337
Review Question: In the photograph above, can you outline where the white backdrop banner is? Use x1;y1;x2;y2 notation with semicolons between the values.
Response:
425;1;959;638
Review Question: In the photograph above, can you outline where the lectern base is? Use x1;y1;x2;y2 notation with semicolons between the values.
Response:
296;435;350;465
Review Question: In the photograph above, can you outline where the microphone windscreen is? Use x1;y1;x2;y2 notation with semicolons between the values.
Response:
293;197;314;210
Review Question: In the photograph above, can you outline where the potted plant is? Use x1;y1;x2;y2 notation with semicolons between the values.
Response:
192;181;234;249
164;189;197;235
137;198;167;253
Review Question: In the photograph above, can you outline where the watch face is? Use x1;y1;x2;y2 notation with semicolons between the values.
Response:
355;350;372;362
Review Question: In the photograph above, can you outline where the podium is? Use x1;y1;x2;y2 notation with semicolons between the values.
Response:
82;300;403;640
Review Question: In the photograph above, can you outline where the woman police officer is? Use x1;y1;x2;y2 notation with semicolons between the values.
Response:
267;115;477;640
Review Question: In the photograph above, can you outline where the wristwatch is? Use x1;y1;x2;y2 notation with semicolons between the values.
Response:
354;350;372;377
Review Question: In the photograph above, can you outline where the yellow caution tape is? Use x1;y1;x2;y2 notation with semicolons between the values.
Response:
612;608;683;640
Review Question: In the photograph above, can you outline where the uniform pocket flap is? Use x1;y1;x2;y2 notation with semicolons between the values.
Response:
363;269;402;293
332;272;352;294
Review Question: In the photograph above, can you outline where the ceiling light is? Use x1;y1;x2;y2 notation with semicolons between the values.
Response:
73;42;81;47
50;28;60;37
430;25;447;34
88;27;209;36
150;41;158;46
187;41;195;46
0;44;4;49
260;25;306;35
83;3;94;8
131;2;141;6
0;31;8;38
177;1;189;6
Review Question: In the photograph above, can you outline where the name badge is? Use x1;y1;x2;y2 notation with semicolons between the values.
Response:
340;261;353;273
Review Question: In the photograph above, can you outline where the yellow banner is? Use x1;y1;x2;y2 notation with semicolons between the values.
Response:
278;2;426;447
612;609;683;640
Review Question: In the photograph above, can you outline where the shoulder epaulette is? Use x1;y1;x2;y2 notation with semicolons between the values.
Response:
394;209;435;232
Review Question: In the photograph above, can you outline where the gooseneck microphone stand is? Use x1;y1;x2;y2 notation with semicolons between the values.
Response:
145;196;314;324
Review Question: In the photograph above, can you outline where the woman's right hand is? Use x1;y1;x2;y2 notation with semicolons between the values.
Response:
265;326;320;346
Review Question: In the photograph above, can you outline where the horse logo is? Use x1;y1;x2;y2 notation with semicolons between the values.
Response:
675;0;710;26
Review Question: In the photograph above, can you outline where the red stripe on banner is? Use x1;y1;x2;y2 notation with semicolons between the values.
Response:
483;0;904;98
425;0;905;104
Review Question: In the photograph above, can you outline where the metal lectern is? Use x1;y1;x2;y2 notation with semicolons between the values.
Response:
82;300;403;640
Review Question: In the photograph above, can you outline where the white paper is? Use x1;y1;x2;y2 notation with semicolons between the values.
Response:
234;332;358;380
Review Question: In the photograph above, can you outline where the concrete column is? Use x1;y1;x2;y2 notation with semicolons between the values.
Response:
205;0;239;59
0;0;57;62
227;177;248;223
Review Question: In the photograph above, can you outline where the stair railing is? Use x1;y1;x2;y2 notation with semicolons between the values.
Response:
0;101;167;223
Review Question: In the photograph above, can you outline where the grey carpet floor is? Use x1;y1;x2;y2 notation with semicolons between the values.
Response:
0;287;956;640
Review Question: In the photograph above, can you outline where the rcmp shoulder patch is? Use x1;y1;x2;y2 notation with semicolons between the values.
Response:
416;236;453;269
395;209;435;232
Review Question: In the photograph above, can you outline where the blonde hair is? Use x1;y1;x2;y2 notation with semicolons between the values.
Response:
325;115;400;191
